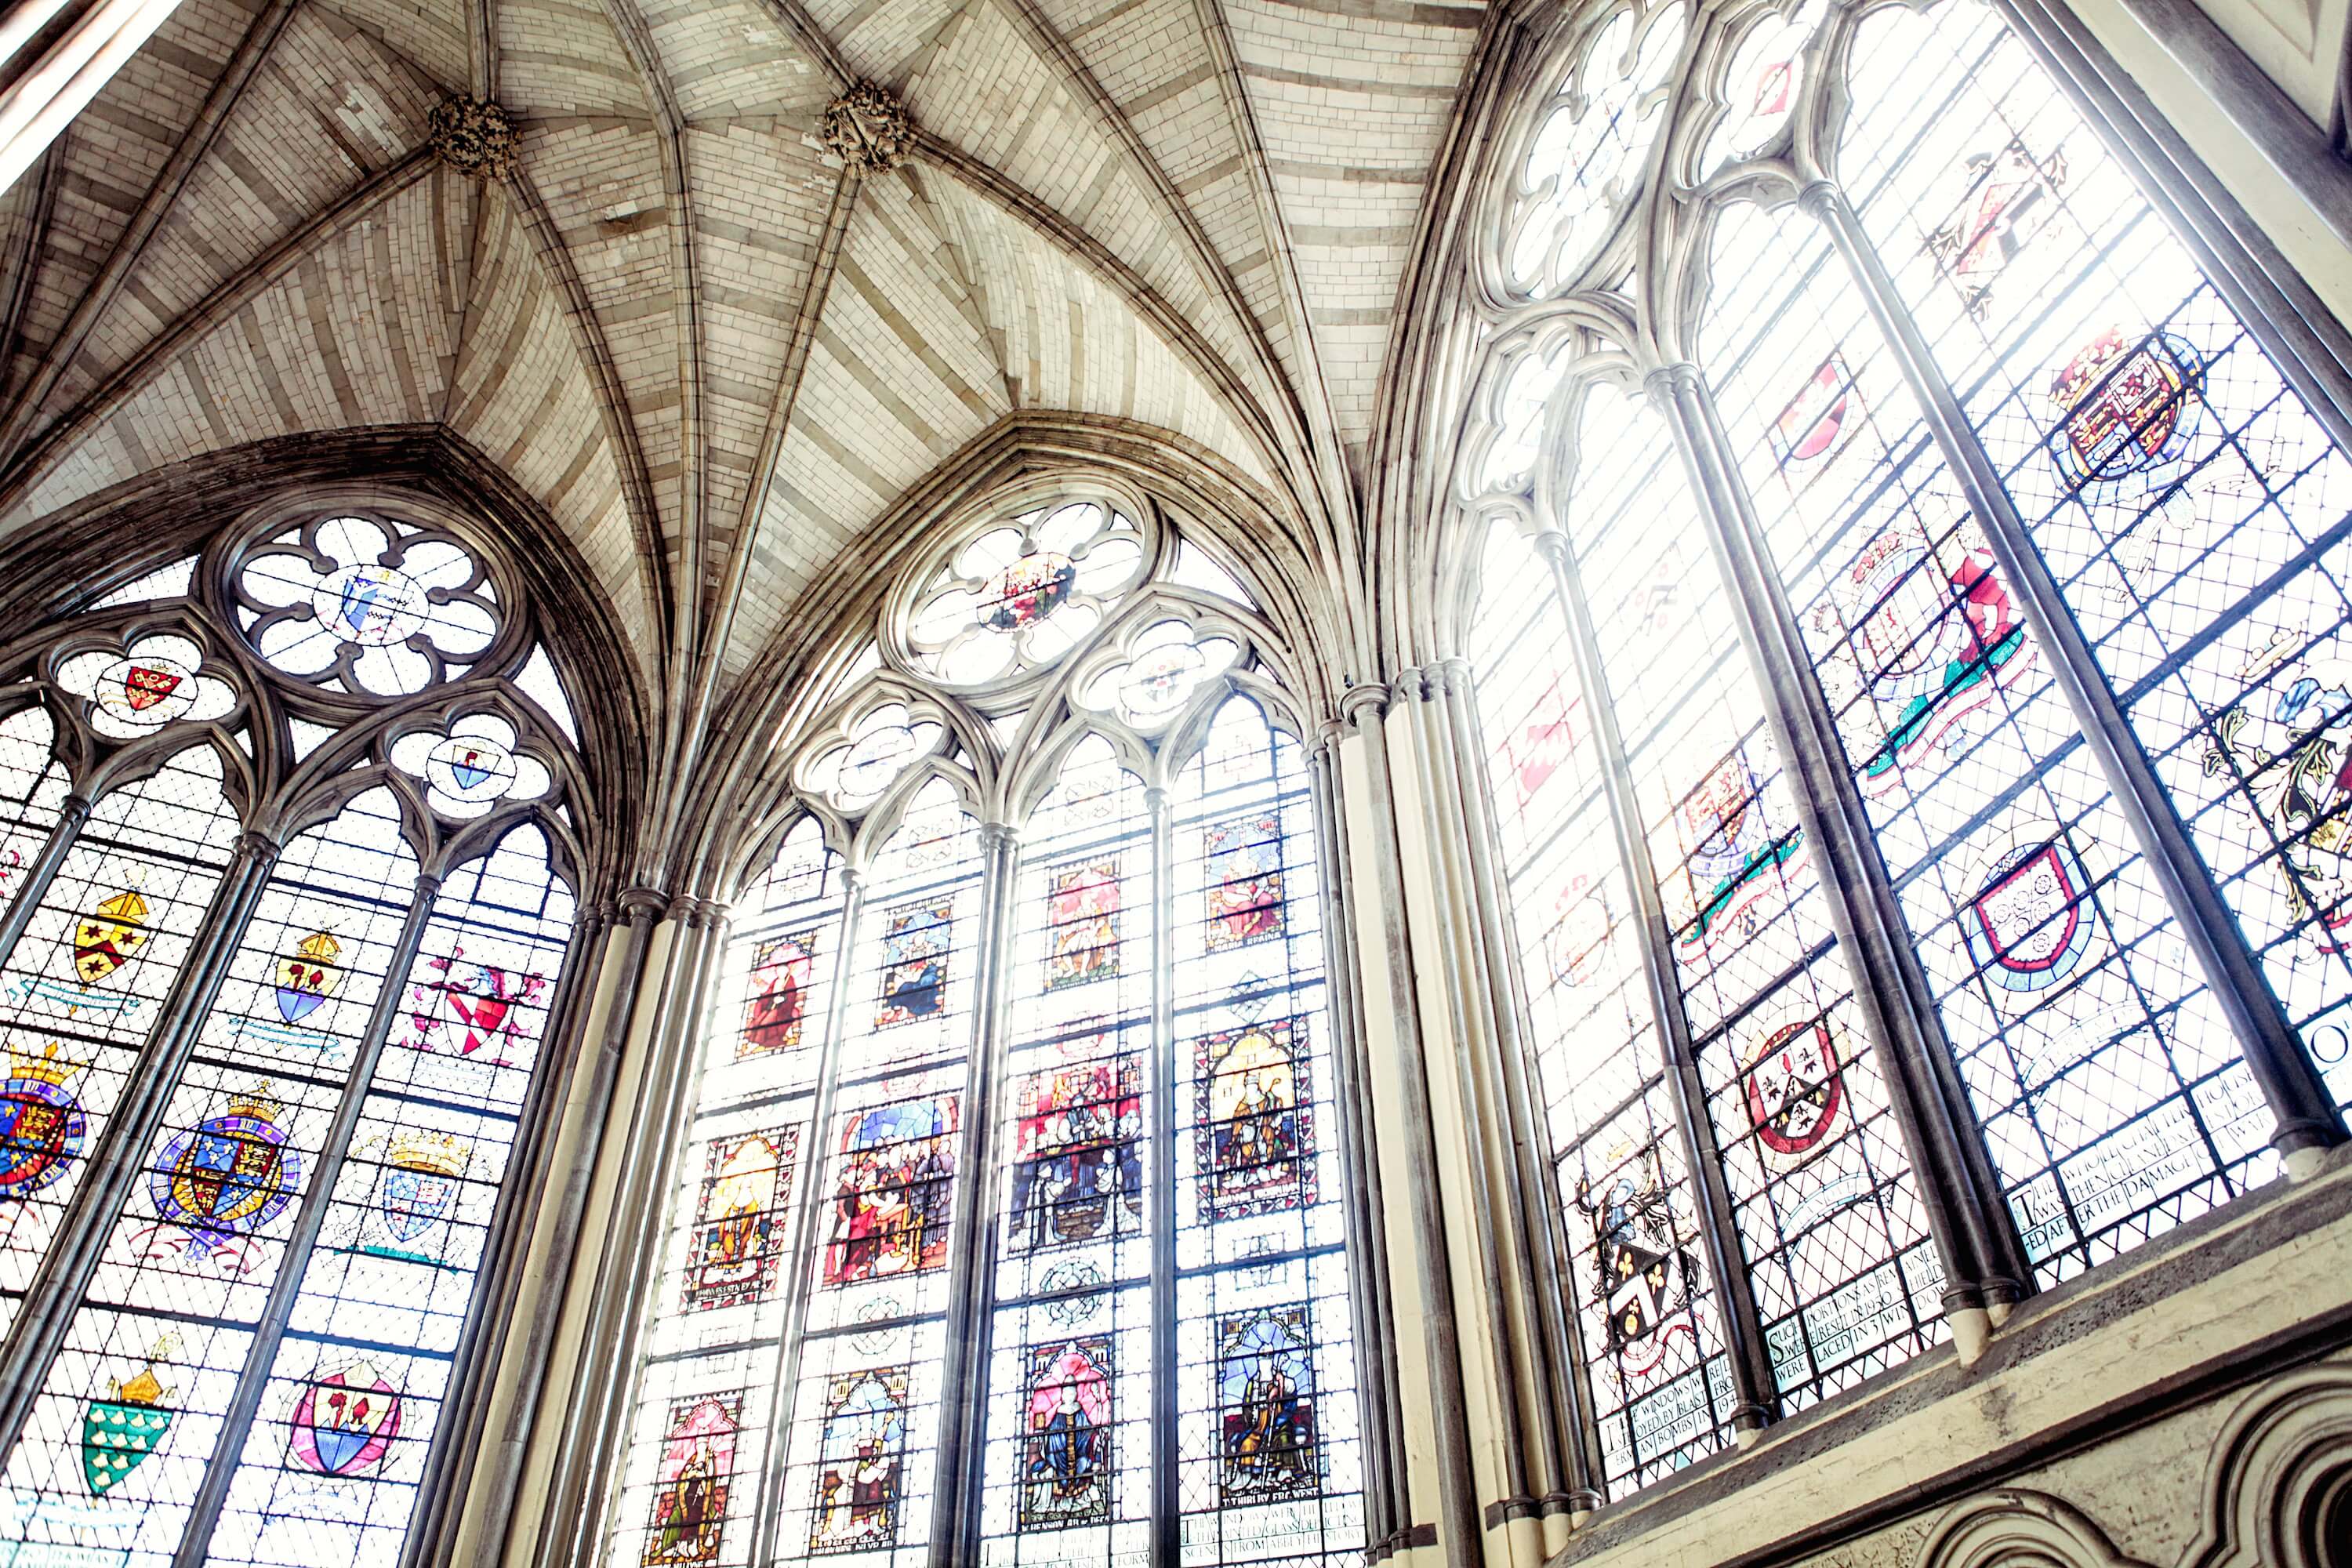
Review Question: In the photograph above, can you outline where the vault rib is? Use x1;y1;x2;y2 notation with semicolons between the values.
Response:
0;0;304;470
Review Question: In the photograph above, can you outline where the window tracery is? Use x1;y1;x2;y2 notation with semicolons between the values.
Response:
1457;0;2352;1504
614;498;1359;1568
0;492;601;1566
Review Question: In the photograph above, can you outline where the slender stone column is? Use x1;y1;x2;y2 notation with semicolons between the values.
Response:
461;895;662;1568
1307;732;1411;1555
0;826;278;1456
1801;177;2346;1173
1146;786;1181;1565
529;898;724;1568
928;819;1018;1568
1388;666;1545;1568
1428;659;1601;1528
1650;365;2031;1357
0;792;88;966
1526;532;1780;1432
1334;682;1478;1567
409;902;608;1568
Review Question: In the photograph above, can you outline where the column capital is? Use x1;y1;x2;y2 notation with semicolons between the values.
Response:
1794;176;1840;219
1338;682;1391;725
232;829;280;862
615;885;670;920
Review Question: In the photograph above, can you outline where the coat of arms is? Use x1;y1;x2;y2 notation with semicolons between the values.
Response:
82;1356;174;1497
0;1043;86;1200
288;1363;401;1476
1962;826;2103;1007
1576;1154;1697;1375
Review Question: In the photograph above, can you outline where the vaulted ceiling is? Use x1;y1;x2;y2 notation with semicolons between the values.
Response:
0;0;1486;713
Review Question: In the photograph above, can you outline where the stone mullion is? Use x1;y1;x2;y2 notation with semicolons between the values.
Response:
927;821;1019;1568
0;792;88;970
532;902;728;1568
745;873;868;1568
1800;178;2347;1171
1306;732;1410;1556
167;876;443;1568
1432;657;1606;1526
0;826;278;1459
1651;365;2029;1355
1147;786;1178;1566
1528;532;1779;1439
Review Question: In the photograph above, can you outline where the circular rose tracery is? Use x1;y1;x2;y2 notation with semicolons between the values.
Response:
237;515;499;698
903;500;1148;689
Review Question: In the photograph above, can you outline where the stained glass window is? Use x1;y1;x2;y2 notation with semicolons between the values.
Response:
615;513;1361;1568
1459;0;2352;1507
0;499;594;1563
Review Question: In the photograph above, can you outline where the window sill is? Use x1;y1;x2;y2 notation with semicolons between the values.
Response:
1550;1144;2352;1567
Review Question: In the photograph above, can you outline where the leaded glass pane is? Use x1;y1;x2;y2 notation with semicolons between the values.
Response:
1172;699;1359;1567
201;823;576;1567
0;745;241;1342
1568;384;1946;1410
765;782;984;1568
976;741;1154;1566
0;787;417;1564
0;703;67;930
1467;521;1739;1490
1836;0;2352;1116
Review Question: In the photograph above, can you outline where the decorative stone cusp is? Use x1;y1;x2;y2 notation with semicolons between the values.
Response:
429;98;517;180
820;82;911;172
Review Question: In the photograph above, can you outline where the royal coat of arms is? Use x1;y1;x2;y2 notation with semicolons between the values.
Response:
2047;327;2202;491
0;1043;85;1200
147;1091;300;1265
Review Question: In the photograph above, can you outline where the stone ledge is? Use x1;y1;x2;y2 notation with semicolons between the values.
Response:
1551;1145;2352;1567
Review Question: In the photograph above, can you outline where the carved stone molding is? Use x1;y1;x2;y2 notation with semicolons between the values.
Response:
2186;1362;2352;1568
429;98;518;180
819;82;911;173
1914;1490;2151;1568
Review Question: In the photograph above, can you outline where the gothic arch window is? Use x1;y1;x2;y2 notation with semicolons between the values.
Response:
613;491;1361;1568
0;495;603;1565
1457;0;2352;1503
